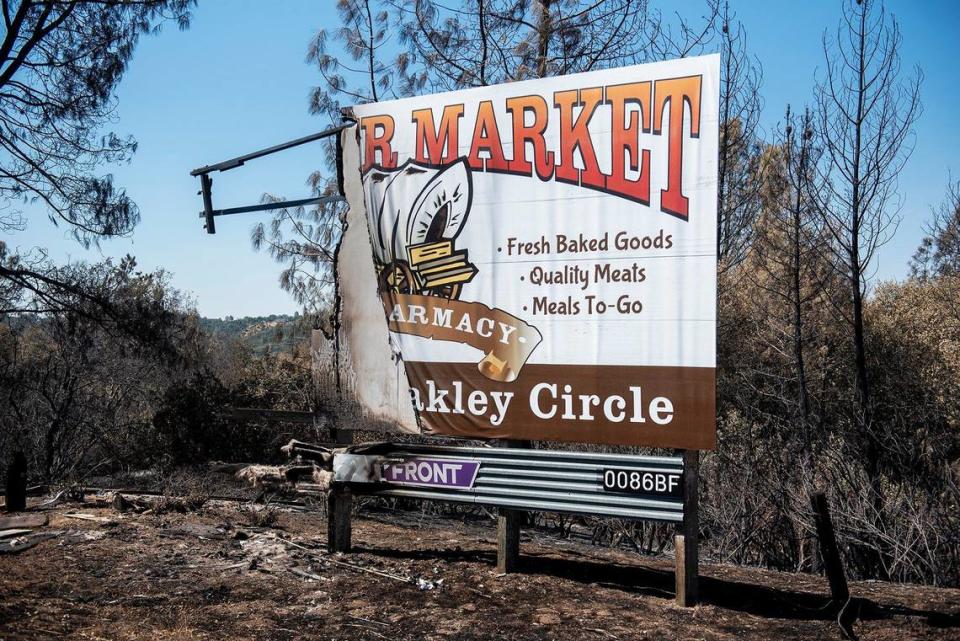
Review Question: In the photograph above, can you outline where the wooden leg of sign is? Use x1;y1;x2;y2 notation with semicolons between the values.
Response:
811;492;849;604
327;485;352;553
497;508;521;573
330;427;354;446
496;439;529;573
326;426;353;553
675;449;699;607
4;451;27;513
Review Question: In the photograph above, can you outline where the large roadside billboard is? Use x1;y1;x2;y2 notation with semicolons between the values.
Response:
338;54;719;449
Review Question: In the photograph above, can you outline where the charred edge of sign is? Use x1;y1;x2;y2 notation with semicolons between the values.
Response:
336;112;357;197
328;123;359;395
332;122;426;434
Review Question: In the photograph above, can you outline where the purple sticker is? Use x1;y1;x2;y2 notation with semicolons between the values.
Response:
382;457;480;490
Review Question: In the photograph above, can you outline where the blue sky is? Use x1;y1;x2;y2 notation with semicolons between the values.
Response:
8;0;959;318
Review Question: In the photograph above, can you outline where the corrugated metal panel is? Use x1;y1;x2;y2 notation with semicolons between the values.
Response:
365;445;684;523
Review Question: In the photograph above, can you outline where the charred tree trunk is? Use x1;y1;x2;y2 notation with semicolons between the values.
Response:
815;0;920;580
534;0;552;78
4;452;27;513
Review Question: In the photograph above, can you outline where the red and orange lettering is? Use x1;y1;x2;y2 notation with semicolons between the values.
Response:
467;100;509;172
411;105;464;165
360;115;398;172
554;87;604;190
605;82;652;205
505;95;555;180
653;76;702;219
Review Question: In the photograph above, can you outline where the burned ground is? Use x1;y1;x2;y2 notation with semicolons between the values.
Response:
0;500;958;641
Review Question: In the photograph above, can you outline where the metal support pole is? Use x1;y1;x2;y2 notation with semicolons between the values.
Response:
190;122;353;177
190;121;352;235
496;439;529;573
675;449;699;606
200;174;215;234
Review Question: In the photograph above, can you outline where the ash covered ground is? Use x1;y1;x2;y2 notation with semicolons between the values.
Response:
0;497;958;641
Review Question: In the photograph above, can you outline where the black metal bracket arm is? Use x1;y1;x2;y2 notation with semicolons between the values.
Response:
191;121;353;234
195;194;346;221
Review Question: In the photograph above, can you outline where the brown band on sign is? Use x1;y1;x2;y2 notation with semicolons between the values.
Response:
402;361;717;450
381;293;542;382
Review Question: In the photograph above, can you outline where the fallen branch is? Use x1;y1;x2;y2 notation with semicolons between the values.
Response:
282;439;334;465
63;513;112;523
347;614;390;627
274;535;415;585
0;530;61;554
585;628;618;639
343;623;388;639
289;567;328;582
324;556;416;585
0;514;48;529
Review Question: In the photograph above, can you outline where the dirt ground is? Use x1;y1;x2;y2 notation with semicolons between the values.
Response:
0;499;958;641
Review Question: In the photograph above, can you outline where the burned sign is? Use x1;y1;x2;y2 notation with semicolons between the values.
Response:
331;452;480;490
338;55;719;449
188;55;716;606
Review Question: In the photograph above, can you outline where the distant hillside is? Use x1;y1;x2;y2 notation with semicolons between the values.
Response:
200;314;312;354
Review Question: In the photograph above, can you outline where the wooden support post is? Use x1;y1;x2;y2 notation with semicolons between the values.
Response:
675;449;699;607
4;451;27;513
330;427;353;446
497;508;521;573
496;439;528;573
326;427;353;553
811;491;849;603
327;485;352;553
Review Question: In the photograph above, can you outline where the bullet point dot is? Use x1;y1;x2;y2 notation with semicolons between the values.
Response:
523;305;528;311
497;247;502;252
520;275;525;281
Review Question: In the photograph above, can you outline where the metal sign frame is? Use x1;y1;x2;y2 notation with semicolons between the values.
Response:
324;443;699;606
333;444;684;522
190;122;351;234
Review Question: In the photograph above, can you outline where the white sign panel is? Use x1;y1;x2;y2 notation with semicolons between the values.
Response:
341;54;718;449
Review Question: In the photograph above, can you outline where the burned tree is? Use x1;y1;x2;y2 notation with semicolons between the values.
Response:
251;0;397;316
393;0;718;91
812;0;920;472
812;0;921;580
255;0;720;312
0;1;193;321
708;107;838;572
752;107;825;434
715;1;763;274
911;178;960;280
